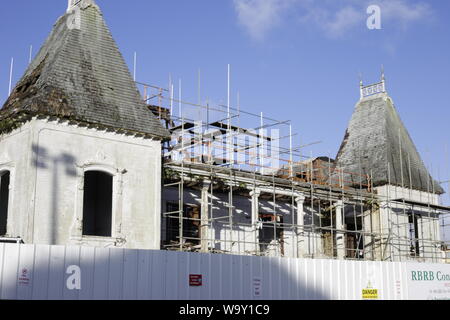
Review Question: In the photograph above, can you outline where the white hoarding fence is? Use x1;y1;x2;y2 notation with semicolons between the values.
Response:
0;243;449;300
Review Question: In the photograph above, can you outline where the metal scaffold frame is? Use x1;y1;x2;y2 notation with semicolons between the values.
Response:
136;80;450;263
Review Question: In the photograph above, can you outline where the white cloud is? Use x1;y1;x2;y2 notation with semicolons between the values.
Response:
323;6;364;38
375;0;433;29
233;0;433;40
233;0;298;41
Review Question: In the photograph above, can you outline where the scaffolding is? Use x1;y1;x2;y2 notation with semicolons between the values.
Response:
137;81;450;263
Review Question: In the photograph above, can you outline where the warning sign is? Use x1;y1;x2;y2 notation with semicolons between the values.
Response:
253;277;262;297
18;268;31;286
362;288;379;300
361;280;379;300
189;274;203;287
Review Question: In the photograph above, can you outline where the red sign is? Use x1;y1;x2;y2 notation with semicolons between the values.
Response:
189;274;203;287
18;268;31;286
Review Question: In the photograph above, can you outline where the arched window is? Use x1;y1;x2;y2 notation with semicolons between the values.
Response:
0;171;10;236
82;171;113;237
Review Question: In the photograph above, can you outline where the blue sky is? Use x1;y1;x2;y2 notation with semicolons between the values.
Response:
1;0;450;202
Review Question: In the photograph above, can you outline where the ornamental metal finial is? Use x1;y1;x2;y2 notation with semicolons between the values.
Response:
359;72;364;99
67;0;77;11
381;65;386;92
67;0;95;12
360;68;387;100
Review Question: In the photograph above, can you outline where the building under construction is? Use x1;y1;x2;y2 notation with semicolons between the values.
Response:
0;0;448;268
148;76;450;263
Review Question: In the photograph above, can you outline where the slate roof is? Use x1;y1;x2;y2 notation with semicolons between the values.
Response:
1;1;169;140
335;92;444;194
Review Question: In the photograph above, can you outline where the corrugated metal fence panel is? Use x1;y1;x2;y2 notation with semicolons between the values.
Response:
1;243;450;300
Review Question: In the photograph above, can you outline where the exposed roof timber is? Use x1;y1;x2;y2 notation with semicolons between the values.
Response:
391;198;450;213
169;138;263;152
209;122;273;141
170;122;197;132
170;121;273;142
164;162;375;203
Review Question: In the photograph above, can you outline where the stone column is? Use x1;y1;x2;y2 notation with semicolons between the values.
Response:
373;205;382;261
433;217;442;262
363;204;382;261
70;168;85;242
250;189;261;254
295;195;306;258
419;214;440;262
335;200;345;260
378;201;390;261
416;215;426;260
200;180;211;253
114;171;124;238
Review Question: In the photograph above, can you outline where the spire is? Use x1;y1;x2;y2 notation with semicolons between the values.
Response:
1;1;169;140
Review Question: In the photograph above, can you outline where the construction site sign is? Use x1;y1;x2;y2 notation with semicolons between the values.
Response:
407;264;450;300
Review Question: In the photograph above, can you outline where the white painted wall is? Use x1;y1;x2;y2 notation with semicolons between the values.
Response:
163;185;443;262
0;122;34;241
162;187;293;255
1;243;449;300
373;185;443;262
376;185;440;205
163;187;329;258
0;119;162;249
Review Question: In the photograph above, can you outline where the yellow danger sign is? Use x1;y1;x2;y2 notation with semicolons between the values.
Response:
362;288;379;300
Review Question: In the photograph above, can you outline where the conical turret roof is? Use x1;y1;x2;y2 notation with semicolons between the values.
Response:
1;0;169;139
335;80;444;194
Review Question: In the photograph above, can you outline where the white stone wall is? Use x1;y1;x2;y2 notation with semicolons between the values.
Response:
375;185;442;262
377;202;441;262
0;119;162;249
0;122;35;240
376;185;440;205
162;187;327;258
162;187;280;255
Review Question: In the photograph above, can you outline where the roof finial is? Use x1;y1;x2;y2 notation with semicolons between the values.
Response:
67;0;95;12
67;0;77;11
359;72;364;99
381;65;386;93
